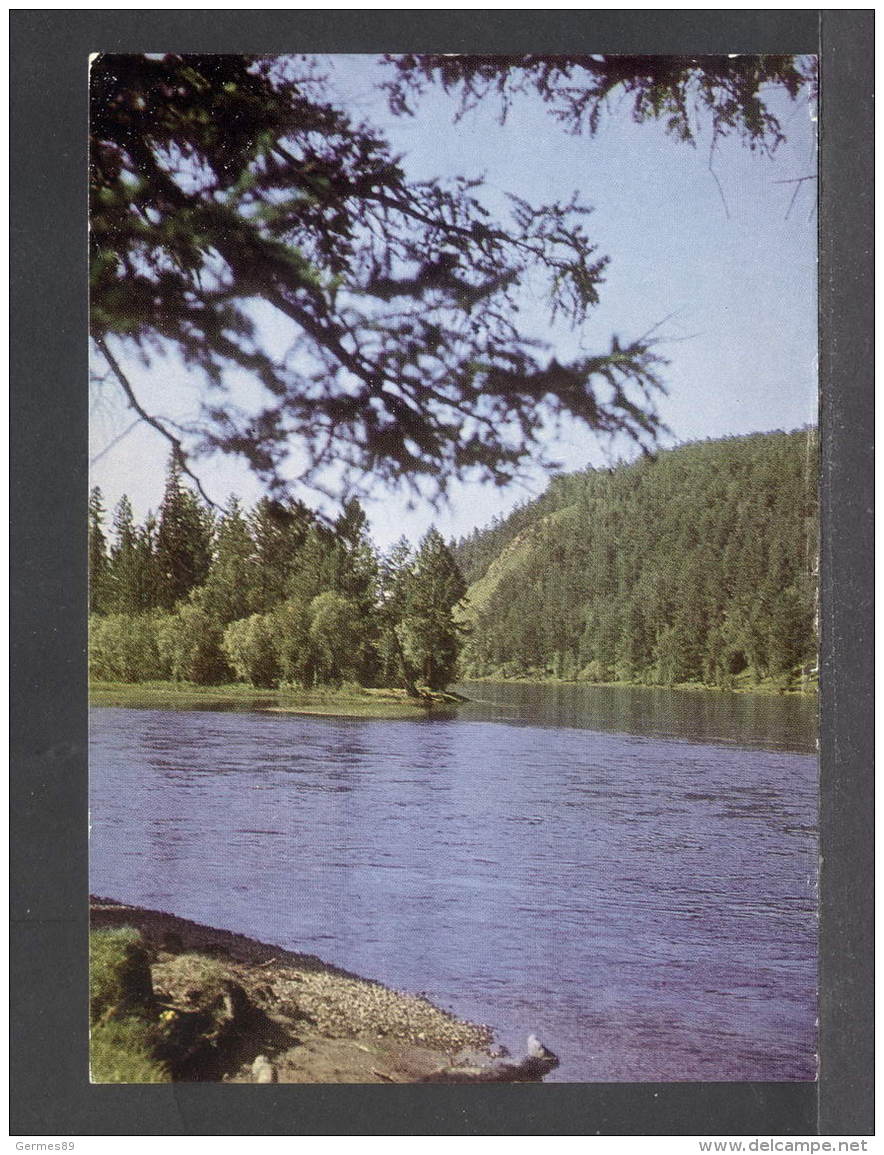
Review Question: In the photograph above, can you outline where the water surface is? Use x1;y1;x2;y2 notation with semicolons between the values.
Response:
90;682;817;1081
455;680;817;754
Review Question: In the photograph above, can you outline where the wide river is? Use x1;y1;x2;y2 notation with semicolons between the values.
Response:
89;681;818;1082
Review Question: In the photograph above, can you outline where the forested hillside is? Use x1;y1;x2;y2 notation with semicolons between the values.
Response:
90;432;817;695
454;431;818;690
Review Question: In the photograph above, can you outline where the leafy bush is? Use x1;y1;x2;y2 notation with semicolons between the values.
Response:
223;613;280;688
272;598;313;687
89;612;171;682
579;660;607;684
308;591;363;685
157;601;231;684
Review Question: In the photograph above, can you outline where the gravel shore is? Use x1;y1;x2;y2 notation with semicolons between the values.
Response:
90;898;509;1083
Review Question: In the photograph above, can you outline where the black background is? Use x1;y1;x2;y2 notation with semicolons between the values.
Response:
10;10;873;1137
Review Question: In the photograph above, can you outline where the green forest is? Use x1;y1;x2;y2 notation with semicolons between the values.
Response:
88;457;465;696
89;429;818;697
454;429;818;691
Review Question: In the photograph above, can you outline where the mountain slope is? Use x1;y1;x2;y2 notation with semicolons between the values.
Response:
454;430;818;689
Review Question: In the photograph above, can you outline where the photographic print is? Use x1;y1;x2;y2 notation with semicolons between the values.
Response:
87;53;819;1087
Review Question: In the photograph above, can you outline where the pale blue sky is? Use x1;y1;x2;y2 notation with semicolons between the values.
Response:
90;55;818;549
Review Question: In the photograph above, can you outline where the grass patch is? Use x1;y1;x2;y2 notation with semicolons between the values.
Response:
90;1017;169;1084
89;680;462;717
89;928;169;1083
90;927;155;1021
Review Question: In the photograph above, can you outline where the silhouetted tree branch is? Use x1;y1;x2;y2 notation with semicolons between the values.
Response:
383;54;817;151
90;54;814;501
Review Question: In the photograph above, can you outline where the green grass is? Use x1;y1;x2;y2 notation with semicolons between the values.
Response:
89;928;169;1083
90;927;155;1021
89;680;461;717
90;1017;169;1084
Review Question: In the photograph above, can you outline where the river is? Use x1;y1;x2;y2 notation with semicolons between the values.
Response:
89;681;818;1082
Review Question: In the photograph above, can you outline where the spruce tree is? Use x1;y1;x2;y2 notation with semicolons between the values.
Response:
88;486;109;614
378;537;418;692
456;430;817;690
107;495;141;613
403;528;467;691
201;496;257;624
250;498;311;611
332;500;379;605
134;512;161;611
155;454;213;610
329;499;381;681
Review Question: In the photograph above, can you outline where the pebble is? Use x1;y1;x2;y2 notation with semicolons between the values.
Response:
252;1055;277;1083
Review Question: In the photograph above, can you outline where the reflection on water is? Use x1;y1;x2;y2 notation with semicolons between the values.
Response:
90;683;817;1082
455;681;817;754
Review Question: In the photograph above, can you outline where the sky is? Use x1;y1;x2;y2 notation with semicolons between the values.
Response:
90;55;818;551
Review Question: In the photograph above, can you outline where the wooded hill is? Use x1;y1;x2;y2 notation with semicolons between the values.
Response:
453;430;818;690
89;431;817;695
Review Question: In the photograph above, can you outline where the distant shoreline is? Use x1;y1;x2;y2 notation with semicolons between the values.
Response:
458;674;818;698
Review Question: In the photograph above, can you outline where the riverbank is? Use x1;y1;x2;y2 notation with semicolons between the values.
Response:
460;672;818;697
90;676;816;723
90;898;557;1084
89;680;464;718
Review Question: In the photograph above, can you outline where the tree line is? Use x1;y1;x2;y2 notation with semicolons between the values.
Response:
89;456;466;693
453;430;818;689
91;431;817;695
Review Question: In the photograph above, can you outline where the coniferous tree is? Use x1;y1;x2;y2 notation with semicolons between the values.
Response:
201;496;257;624
88;486;109;614
155;455;213;609
90;53;734;497
332;500;378;603
403;528;467;691
250;498;311;611
89;430;817;693
328;499;381;681
107;495;141;613
134;512;162;611
457;430;817;690
377;537;418;693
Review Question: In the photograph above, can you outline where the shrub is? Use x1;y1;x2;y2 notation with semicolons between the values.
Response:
222;613;280;688
156;602;231;684
88;612;171;682
309;591;364;685
272;598;313;687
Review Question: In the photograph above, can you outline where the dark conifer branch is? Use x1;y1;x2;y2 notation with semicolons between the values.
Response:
90;53;814;503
